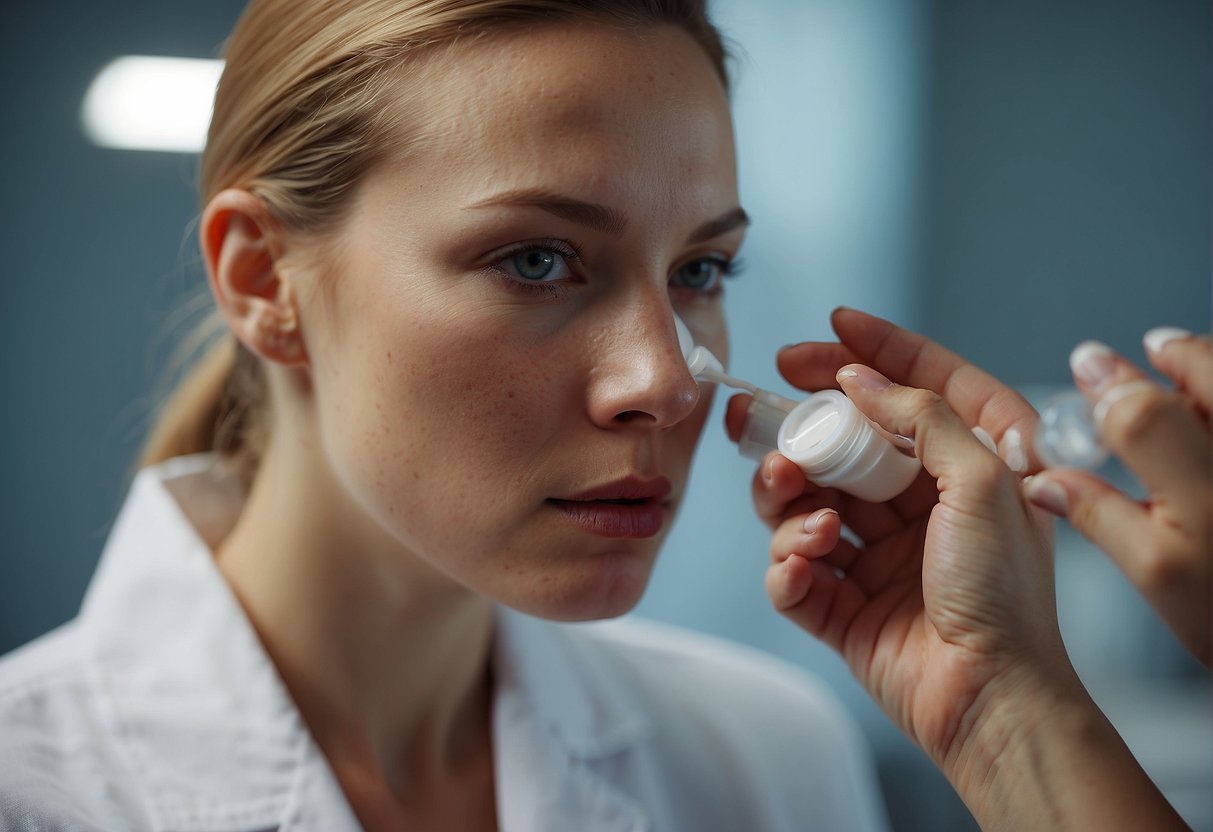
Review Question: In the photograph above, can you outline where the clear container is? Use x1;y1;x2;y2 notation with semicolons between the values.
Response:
1033;389;1108;470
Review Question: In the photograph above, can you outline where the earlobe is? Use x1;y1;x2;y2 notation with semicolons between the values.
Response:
202;189;309;367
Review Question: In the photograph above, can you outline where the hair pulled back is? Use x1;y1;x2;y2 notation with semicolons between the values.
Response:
141;0;729;483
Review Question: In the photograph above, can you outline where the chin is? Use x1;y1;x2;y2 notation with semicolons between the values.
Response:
509;548;656;623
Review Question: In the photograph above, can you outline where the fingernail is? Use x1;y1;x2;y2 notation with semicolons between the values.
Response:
803;509;837;534
1001;427;1027;474
837;365;891;391
778;343;800;353
1023;475;1068;517
1069;340;1116;393
892;433;916;450
971;426;997;454
1092;379;1156;430
762;456;776;485
1143;326;1191;355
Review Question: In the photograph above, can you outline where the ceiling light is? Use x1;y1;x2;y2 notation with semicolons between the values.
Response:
82;56;224;153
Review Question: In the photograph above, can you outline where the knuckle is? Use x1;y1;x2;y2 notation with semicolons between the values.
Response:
904;387;946;416
1065;493;1110;542
970;459;1019;502
1135;541;1191;592
1102;388;1173;446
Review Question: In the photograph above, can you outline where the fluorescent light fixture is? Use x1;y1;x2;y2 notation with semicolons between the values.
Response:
82;56;224;153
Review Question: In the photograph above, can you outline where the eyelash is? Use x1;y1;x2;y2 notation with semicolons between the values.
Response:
670;255;745;297
482;240;744;298
483;238;583;299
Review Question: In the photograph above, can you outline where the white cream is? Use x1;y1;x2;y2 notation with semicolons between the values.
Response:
786;408;840;451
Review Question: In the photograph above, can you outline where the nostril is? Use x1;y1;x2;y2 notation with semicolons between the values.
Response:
613;410;659;425
609;375;699;426
589;309;708;429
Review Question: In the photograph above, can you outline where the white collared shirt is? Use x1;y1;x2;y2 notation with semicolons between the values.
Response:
0;455;889;831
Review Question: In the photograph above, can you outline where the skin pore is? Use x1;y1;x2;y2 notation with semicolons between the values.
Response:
205;21;743;830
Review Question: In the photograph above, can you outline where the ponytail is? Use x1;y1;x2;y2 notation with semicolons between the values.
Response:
139;322;267;484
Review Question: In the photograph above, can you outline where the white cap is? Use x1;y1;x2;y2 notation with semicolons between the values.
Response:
674;314;695;360
776;390;921;502
671;311;798;462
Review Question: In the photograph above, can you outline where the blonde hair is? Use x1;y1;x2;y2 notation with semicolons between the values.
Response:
141;0;730;481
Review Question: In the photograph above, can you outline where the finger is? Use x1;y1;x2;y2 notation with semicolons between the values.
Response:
766;554;816;615
732;388;923;535
766;556;868;653
751;453;813;530
835;364;1007;490
1143;327;1213;413
725;393;751;442
770;509;843;564
750;450;913;544
769;522;864;578
1022;470;1154;581
775;341;860;391
1024;469;1212;665
1069;341;1212;517
815;308;1040;474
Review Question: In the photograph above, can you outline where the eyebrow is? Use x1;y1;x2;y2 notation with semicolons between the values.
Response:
468;188;749;244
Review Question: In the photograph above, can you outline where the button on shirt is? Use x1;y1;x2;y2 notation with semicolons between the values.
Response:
0;455;890;831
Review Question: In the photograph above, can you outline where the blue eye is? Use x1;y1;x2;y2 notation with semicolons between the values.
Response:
514;249;557;280
671;257;733;293
498;245;574;283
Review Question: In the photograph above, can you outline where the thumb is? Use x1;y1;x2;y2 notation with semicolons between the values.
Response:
836;364;1002;487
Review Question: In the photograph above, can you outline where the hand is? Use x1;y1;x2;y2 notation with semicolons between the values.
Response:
762;307;1048;474
728;309;1064;767
744;365;1065;770
730;309;1190;829
1023;329;1212;666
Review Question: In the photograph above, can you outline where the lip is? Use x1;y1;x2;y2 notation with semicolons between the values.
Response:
561;475;673;503
548;475;674;539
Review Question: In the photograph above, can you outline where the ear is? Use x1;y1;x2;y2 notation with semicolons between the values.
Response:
202;189;309;367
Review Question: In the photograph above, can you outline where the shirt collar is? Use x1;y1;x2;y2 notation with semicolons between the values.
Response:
493;609;651;759
80;455;334;831
80;455;652;832
492;611;654;831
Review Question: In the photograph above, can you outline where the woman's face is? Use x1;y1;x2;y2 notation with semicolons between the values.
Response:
295;22;742;620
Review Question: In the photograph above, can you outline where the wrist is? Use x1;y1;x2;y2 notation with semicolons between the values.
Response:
943;658;1084;808
943;659;1186;830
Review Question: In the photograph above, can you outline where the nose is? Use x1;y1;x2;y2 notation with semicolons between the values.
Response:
586;298;701;430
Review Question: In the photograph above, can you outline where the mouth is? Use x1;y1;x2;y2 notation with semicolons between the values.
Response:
547;475;673;539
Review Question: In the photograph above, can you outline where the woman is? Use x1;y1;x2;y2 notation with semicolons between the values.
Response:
0;1;889;829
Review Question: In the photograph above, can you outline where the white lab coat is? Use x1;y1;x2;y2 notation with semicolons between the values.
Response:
0;455;890;831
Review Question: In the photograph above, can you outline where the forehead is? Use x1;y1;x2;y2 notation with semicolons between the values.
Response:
379;21;736;212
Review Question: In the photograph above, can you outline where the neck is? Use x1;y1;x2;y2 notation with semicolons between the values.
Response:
213;433;497;805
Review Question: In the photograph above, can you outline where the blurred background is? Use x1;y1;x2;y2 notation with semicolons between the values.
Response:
1;0;1208;829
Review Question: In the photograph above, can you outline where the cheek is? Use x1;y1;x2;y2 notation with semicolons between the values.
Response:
319;313;570;545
